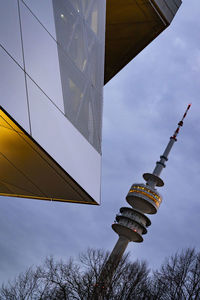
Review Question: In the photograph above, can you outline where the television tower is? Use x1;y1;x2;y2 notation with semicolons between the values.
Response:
93;104;191;299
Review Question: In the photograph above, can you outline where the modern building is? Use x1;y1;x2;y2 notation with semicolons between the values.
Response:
0;0;181;205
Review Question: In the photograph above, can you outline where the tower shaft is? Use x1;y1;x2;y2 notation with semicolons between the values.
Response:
153;137;175;177
93;236;129;299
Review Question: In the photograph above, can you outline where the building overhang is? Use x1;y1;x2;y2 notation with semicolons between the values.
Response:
0;107;96;204
104;0;182;84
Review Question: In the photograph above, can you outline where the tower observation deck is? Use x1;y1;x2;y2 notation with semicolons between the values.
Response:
93;104;191;299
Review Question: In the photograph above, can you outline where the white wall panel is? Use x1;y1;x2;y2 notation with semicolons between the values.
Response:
0;0;23;66
19;1;64;113
0;47;30;133
22;0;56;39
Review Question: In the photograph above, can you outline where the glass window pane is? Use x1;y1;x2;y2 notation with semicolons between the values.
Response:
68;0;82;14
57;47;103;153
0;0;23;66
68;21;88;72
52;0;77;56
0;48;30;133
19;2;64;112
57;48;86;123
88;39;104;88
53;0;88;73
83;0;106;41
53;0;106;153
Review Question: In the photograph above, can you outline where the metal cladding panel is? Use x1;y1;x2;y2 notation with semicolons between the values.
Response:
19;1;65;113
0;48;30;133
0;0;23;67
21;0;57;39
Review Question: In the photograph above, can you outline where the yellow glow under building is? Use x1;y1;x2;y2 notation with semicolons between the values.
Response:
0;0;181;204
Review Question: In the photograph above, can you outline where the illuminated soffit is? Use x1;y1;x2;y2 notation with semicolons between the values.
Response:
0;107;96;204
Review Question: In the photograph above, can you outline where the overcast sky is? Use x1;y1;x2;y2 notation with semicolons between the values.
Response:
1;0;200;285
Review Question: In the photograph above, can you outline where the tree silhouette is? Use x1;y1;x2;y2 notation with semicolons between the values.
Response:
1;248;200;299
150;248;200;300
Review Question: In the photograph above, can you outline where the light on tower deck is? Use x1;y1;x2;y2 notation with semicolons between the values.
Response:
126;183;162;214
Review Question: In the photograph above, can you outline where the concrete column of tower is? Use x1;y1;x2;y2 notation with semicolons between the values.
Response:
93;236;129;299
152;136;176;179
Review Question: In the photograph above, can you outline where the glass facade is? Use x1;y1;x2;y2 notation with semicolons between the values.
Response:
0;0;106;204
53;0;105;152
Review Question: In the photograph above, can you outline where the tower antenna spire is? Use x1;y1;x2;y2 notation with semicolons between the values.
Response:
172;103;191;141
143;104;191;188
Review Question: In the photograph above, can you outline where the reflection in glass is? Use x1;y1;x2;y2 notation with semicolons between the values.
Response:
0;47;30;132
82;0;106;40
57;48;85;123
89;40;104;88
53;0;106;153
68;0;82;14
0;0;23;66
68;21;88;72
54;0;76;46
75;85;95;146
